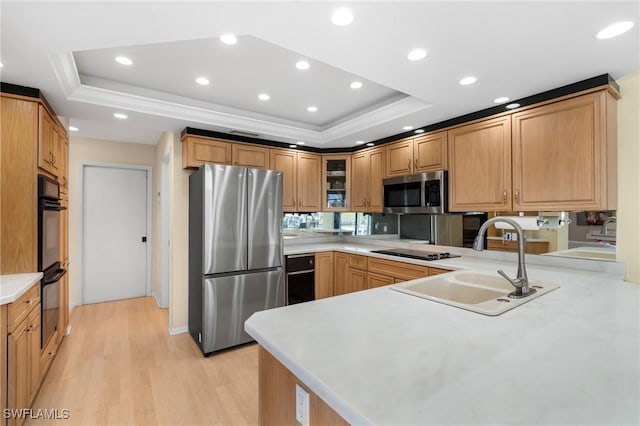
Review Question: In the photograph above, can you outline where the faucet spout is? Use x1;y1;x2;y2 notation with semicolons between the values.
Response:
472;217;531;297
601;216;617;236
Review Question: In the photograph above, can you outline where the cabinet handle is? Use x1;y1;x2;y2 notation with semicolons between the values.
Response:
503;190;508;202
407;159;412;170
293;197;296;208
414;159;418;170
515;190;520;202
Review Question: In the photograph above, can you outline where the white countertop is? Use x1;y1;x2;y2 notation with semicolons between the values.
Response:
0;272;43;305
248;243;639;425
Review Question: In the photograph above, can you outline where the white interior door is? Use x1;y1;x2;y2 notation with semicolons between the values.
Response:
83;165;148;304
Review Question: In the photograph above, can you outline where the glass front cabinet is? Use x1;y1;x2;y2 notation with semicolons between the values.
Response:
322;155;351;211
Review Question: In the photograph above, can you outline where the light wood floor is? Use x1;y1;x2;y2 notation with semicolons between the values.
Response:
27;297;259;426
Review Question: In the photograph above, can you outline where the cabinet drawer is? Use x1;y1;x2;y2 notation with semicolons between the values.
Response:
40;329;58;379
367;257;429;281
348;254;367;270
428;267;453;276
487;239;549;254
8;284;40;334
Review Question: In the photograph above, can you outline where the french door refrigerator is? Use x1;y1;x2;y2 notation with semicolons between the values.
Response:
189;163;285;355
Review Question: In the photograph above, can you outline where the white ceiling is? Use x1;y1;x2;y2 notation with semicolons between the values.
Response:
1;1;638;148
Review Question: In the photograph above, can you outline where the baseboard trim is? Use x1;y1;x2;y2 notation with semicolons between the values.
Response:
169;326;188;335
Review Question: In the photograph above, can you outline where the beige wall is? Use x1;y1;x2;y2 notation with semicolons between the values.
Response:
68;137;156;311
616;69;640;284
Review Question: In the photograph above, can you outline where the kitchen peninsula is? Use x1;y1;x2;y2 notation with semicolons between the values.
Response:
246;244;640;425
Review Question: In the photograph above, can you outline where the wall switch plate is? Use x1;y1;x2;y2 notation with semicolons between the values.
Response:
295;384;310;426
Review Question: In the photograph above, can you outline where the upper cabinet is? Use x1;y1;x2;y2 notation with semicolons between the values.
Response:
322;155;351;211
351;147;384;212
511;90;617;211
182;136;232;169
385;131;447;177
448;116;512;212
269;149;321;212
231;143;269;169
38;105;62;178
448;88;618;212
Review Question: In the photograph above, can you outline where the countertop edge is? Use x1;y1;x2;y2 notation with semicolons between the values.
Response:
0;272;43;305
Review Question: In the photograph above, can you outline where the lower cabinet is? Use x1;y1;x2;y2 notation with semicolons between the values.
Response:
6;284;41;426
314;252;334;299
333;253;349;296
367;272;395;289
258;346;348;426
486;239;549;255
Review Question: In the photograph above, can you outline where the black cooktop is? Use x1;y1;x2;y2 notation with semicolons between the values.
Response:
371;248;460;262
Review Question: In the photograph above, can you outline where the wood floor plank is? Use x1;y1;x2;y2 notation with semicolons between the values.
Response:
26;297;259;426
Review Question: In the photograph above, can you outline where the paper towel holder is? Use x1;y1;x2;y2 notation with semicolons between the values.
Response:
536;211;571;229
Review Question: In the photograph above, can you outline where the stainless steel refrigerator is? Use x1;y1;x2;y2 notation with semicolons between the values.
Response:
189;163;285;355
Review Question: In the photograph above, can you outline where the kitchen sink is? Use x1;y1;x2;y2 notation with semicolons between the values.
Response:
390;271;560;316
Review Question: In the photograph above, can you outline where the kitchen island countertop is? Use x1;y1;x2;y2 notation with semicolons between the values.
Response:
246;250;639;425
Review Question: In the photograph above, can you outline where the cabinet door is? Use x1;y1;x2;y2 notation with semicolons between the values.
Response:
314;252;334;299
385;138;413;177
448;116;512;212
232;143;269;169
367;148;385;212
512;91;608;210
59;135;69;194
296;152;322;212
347;268;367;294
8;318;29;424
367;272;395;289
269;149;297;211
28;308;40;404
414;131;447;172
322;155;350;212
333;253;350;296
182;136;232;169
38;105;58;177
350;151;369;212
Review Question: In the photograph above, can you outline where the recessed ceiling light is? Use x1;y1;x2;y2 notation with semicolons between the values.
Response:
196;77;210;86
113;113;128;119
596;21;634;39
350;81;363;89
220;34;238;45
494;96;510;103
506;103;520;109
289;144;297;148
307;106;318;112
69;126;79;132
331;8;354;26
366;143;375;147
115;56;133;66
459;76;477;85
296;141;305;145
258;93;270;101
403;126;414;131
296;60;310;70
355;140;365;145
414;129;425;134
407;48;427;61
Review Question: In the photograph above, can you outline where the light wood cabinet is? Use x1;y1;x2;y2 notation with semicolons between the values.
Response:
37;105;61;178
314;252;334;299
270;149;322;212
367;257;430;282
367;271;395;289
347;268;367;294
181;136;232;169
511;90;617;211
59;135;69;195
385;131;448;177
429;267;453;276
448;116;512;212
351;147;384;212
59;196;69;335
333;252;349;296
232;143;269;169
1;95;38;275
1;305;7;424
322;155;350;211
7;284;41;426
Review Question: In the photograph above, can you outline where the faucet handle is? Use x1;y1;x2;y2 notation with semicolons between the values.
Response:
497;269;523;288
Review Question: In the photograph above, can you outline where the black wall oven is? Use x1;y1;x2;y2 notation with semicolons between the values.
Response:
38;174;66;348
285;254;315;305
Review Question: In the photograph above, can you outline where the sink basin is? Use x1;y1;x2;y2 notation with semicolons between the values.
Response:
544;246;616;261
390;271;560;316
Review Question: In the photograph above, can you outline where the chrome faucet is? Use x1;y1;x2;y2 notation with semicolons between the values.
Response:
601;216;617;236
472;217;533;298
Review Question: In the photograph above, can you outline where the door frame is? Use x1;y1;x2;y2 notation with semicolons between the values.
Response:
78;161;153;305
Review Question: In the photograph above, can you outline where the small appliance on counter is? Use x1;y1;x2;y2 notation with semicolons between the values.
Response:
188;164;285;356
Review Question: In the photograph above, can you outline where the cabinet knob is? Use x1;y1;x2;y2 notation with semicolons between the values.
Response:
503;190;508;202
515;190;520;201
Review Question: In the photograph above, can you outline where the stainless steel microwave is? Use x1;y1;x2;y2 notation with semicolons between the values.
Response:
383;170;449;214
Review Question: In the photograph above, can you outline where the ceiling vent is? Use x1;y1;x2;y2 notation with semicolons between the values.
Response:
230;130;260;138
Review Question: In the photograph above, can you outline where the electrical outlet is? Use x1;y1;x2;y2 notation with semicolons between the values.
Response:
295;384;310;426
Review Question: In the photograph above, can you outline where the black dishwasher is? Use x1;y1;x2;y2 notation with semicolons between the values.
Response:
285;254;315;305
